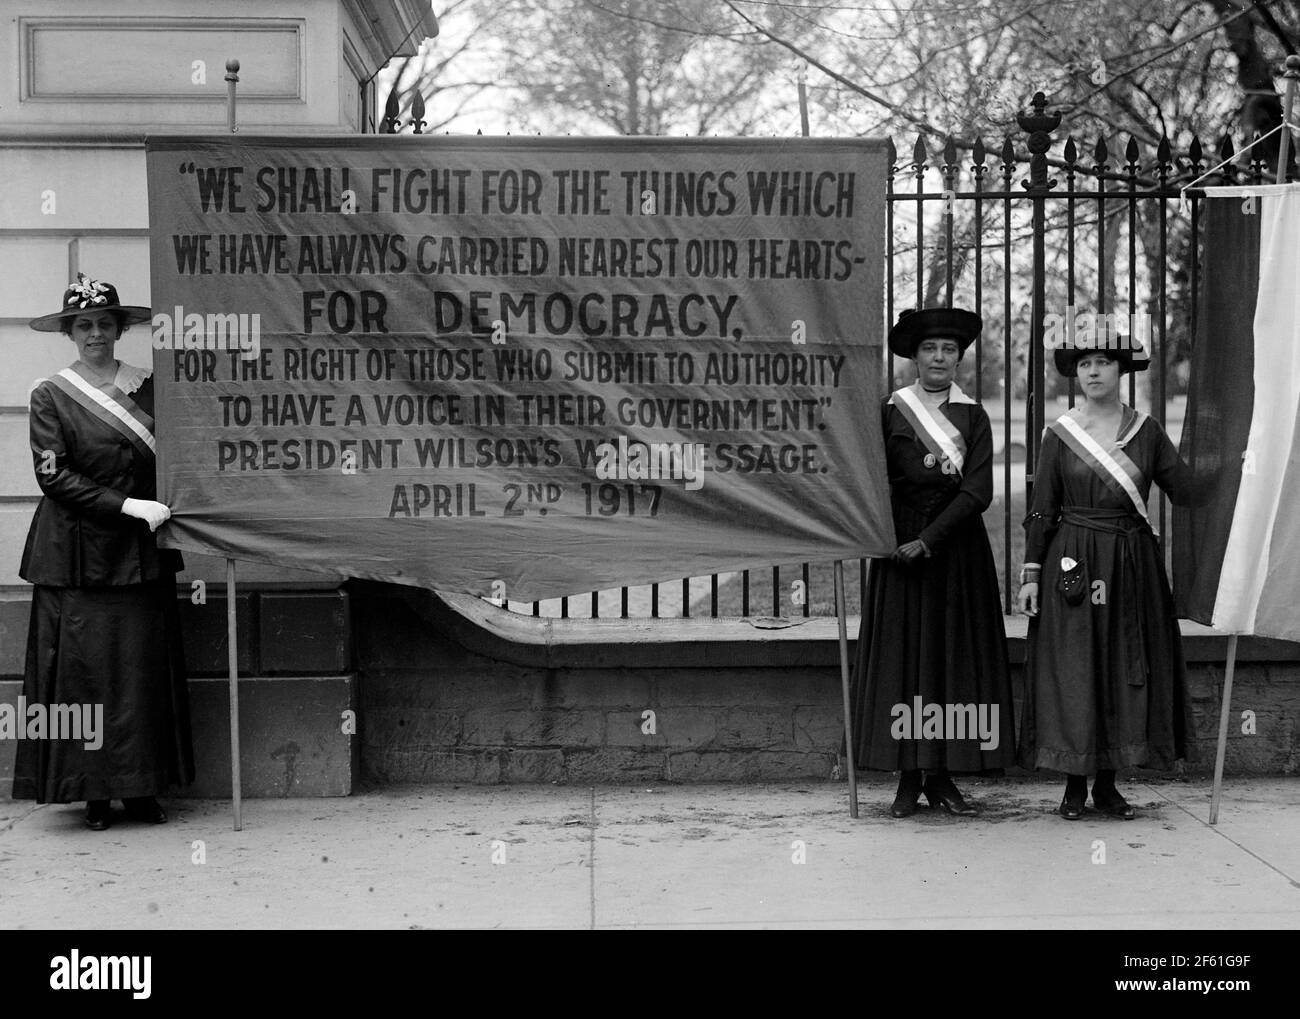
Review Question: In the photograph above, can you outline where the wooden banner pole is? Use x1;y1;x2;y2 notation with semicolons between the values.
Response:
226;558;243;831
1208;634;1237;826
834;561;859;818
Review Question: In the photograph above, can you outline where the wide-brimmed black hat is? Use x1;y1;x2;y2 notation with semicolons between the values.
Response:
1052;332;1151;376
887;307;982;358
28;273;153;332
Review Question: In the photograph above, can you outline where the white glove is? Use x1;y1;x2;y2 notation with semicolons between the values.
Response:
122;497;171;532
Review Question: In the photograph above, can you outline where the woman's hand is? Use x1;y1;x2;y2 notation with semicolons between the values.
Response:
1017;581;1039;616
122;497;171;532
892;539;930;563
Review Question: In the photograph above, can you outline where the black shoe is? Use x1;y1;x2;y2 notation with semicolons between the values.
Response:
890;770;923;817
123;797;167;824
1059;777;1086;820
923;776;978;816
1091;785;1137;820
84;800;112;831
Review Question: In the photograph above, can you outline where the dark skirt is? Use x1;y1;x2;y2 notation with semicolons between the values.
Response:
1018;508;1192;773
850;513;1017;772
11;581;195;803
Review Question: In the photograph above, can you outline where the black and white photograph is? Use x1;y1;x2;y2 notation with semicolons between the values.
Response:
0;0;1295;989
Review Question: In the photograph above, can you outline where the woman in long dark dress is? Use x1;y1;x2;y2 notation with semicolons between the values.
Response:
13;274;194;831
1017;336;1193;820
851;308;1017;817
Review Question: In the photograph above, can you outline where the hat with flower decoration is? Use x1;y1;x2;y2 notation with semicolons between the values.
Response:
28;273;153;332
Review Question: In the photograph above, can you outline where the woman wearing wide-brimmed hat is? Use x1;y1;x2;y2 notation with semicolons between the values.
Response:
1017;331;1194;820
850;308;1017;817
13;274;193;830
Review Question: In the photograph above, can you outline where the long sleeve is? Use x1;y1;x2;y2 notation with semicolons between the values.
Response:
1149;420;1202;507
1024;428;1064;563
918;405;994;552
29;383;128;523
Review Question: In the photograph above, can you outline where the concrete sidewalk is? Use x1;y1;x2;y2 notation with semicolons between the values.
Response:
1;775;1298;929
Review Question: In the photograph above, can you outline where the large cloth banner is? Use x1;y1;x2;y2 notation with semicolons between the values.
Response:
144;136;894;601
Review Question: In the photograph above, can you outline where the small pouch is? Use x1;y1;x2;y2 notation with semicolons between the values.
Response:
1059;555;1087;605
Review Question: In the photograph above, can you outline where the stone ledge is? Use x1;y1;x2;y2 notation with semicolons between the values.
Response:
370;584;1300;670
360;746;835;784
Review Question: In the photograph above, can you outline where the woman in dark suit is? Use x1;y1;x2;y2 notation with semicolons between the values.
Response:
851;308;1016;816
13;274;193;830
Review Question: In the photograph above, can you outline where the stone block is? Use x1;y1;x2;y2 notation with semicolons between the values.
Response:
793;705;842;750
177;591;256;677
563;747;668;783
667;750;834;782
364;748;500;784
531;669;653;710
656;669;821;707
366;708;462;748
259;590;350;674
460;708;605;748
713;707;794;749
0;594;29;677
606;708;716;748
500;748;565;783
0;679;20;797
186;674;356;797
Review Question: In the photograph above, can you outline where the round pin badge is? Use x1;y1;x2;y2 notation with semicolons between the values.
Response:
923;453;937;469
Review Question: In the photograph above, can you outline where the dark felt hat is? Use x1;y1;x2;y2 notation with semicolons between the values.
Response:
887;307;982;358
1052;329;1151;376
28;273;152;332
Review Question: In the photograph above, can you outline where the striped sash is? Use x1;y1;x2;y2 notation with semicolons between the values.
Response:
1050;410;1151;530
890;384;968;476
45;366;156;460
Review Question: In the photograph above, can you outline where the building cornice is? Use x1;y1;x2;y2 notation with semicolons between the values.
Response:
343;0;439;68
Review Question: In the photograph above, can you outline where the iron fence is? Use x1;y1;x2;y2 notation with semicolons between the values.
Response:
379;89;1278;619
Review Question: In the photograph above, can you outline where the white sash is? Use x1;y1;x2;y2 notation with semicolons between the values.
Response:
891;384;969;474
1052;412;1149;526
55;367;157;453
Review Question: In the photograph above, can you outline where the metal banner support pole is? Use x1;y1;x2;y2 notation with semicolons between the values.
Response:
227;558;243;831
1208;635;1237;826
834;561;859;818
224;60;243;832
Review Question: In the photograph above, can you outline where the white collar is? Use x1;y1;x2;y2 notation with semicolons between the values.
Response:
113;361;151;395
1060;404;1145;447
898;380;976;406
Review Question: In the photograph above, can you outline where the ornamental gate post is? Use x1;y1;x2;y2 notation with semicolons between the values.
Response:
1016;91;1060;504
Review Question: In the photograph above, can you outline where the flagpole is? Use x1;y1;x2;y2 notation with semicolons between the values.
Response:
1275;55;1300;183
796;62;810;138
227;558;243;831
1208;634;1236;825
224;60;243;832
834;561;859;818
